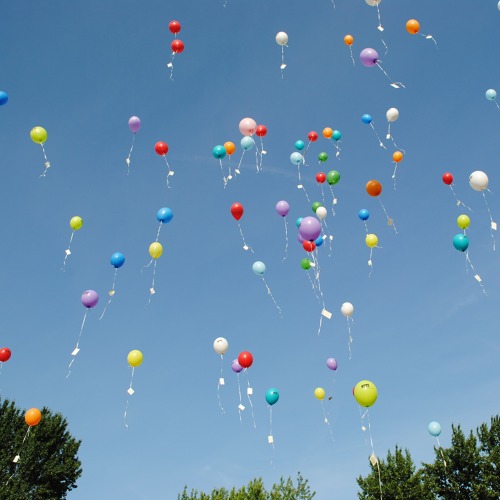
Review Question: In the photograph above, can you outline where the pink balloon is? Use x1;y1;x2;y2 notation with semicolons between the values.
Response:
239;117;257;136
81;290;99;309
360;48;379;67
128;116;141;133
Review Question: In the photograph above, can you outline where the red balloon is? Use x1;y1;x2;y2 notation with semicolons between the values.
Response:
155;142;168;156
308;131;319;142
230;202;244;221
171;39;185;54
255;125;267;137
0;348;11;363
442;172;453;185
316;172;326;184
169;20;181;34
238;351;253;368
303;240;316;252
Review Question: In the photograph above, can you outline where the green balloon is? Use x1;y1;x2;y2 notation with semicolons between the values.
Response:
311;202;322;213
327;170;340;185
318;152;328;162
300;258;311;270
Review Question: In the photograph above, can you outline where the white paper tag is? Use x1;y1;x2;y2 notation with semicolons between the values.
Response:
329;235;333;241
361;425;366;432
378;25;384;32
297;184;303;189
13;455;20;463
219;377;225;385
71;347;80;356
310;262;316;267
149;288;155;295
235;169;240;174
425;35;432;39
109;290;115;296
127;387;135;395
475;274;482;282
321;309;332;319
261;150;267;155
247;387;253;395
386;134;391;139
167;63;173;68
45;161;51;168
388;218;393;226
65;249;71;256
268;435;274;444
333;198;338;205
243;245;249;251
390;83;400;89
491;221;497;231
168;171;175;176
238;404;245;411
280;64;287;69
324;417;329;424
227;175;233;180
368;259;372;267
370;453;379;466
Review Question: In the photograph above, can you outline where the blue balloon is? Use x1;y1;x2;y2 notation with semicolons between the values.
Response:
252;261;266;276
332;130;342;141
296;217;303;228
110;252;125;268
241;136;255;151
295;140;305;151
315;235;324;247
453;234;469;252
212;145;226;159
362;114;373;124
290;152;304;165
358;209;370;221
265;388;280;406
485;89;497;101
157;207;173;223
0;91;8;106
428;421;441;437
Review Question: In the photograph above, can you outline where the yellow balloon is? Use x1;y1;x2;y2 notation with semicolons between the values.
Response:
127;350;143;367
457;214;470;230
70;216;83;231
30;126;48;144
149;242;163;259
365;233;378;248
314;387;325;401
353;380;378;407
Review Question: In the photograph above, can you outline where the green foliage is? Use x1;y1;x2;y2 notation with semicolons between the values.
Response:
178;473;315;500
0;398;82;499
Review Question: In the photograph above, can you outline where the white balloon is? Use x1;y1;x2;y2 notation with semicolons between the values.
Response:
341;302;354;318
469;171;489;192
498;0;500;11
365;0;381;5
276;32;288;46
386;107;399;123
316;206;327;220
213;337;229;355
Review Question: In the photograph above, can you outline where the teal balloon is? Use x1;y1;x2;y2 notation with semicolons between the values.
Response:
486;89;497;101
428;421;441;437
212;145;226;159
453;234;469;252
290;152;304;165
295;140;305;150
332;130;341;141
265;388;280;405
296;217;303;228
241;136;255;151
327;170;340;185
252;261;266;276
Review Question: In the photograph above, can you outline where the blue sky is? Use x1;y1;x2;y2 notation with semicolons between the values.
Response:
1;1;500;499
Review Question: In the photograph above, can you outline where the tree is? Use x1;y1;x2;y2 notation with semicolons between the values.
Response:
0;398;82;499
178;473;315;499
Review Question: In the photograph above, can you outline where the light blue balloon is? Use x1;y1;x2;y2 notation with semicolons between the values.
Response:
332;130;342;141
157;207;173;223
358;209;370;221
362;114;373;124
241;136;255;151
295;140;305;151
212;145;226;159
265;388;280;406
453;234;469;252
428;421;441;437
315;235;324;247
485;89;497;101
110;252;125;269
252;261;266;276
290;152;304;165
0;91;8;106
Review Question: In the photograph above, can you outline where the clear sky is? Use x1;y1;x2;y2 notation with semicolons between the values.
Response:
1;1;500;499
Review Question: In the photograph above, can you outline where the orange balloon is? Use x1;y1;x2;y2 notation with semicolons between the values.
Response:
406;19;420;35
366;180;382;197
392;151;403;163
25;408;42;427
322;127;333;139
224;141;235;155
344;34;354;46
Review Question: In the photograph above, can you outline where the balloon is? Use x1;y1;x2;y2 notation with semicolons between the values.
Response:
361;113;373;124
149;242;163;259
485;89;497;101
316;206;327;220
442;172;453;185
386;108;399;122
457;215;470;230
393;151;403;163
157;207;173;223
341;302;354;317
498;1;500;11
365;0;381;5
252;261;266;276
265;388;280;406
110;252;125;269
0;348;11;362
318;152;328;163
298;232;304;244
0;91;8;106
127;350;143;367
303;240;316;252
230;202;244;221
428;421;442;437
213;337;229;355
30;126;47;144
231;359;243;373
406;19;420;34
314;387;325;400
358;209;370;221
296;217;303;228
25;408;42;427
70;216;83;231
171;39;184;54
469;171;489;192
81;290;99;308
453;234;469;252
212;145;226;159
315;236;324;247
128;116;141;133
316;172;326;184
332;130;342;141
295;140;305;151
308;131;319;142
360;48;379;67
290;152;304;165
241;136;255;151
366;234;378;248
275;32;288;46
327;170;340;185
155;142;168;156
322;127;333;139
366;179;382;197
276;200;290;217
224;141;236;155
239;118;257;136
300;258;311;270
326;358;338;371
344;34;354;46
298;216;322;241
238;351;253;368
256;125;267;137
169;20;181;34
311;202;322;213
353;380;378;407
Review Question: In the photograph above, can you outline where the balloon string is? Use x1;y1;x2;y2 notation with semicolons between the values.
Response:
62;231;75;271
261;277;282;317
237;150;246;172
320;184;326;207
237;373;243;423
269;407;275;449
449;185;472;211
282;218;289;262
11;427;31;467
218;159;227;188
368;247;374;277
280;45;286;79
381;37;389;56
236;221;254;253
124;399;130;429
347;317;353;359
482;192;496;251
378;198;397;234
296;162;302;182
39;143;51;177
298;183;311;205
464;252;487;296
217;354;225;414
320;220;333;256
419;32;438;47
125;134;136;174
390;135;405;153
163;156;174;188
99;268;118;320
348;46;355;66
436;437;447;468
320;400;334;442
329;186;337;216
148;260;158;302
311;252;325;308
369;123;386;149
246;373;256;429
364;221;369;234
376;62;405;89
386;123;391;139
495;101;500;111
254;148;260;173
67;309;88;378
375;3;383;31
360;408;382;500
168;52;176;80
156;222;163;242
227;155;233;180
392;162;399;190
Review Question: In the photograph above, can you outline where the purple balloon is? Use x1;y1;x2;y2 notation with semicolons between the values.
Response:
276;200;290;217
128;116;141;134
297;232;305;243
231;359;243;373
81;290;99;309
298;216;322;241
360;48;379;67
326;358;338;371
